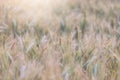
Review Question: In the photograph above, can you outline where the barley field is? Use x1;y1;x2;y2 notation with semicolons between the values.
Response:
0;0;120;80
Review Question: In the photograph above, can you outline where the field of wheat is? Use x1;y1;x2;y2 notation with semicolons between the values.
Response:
0;0;120;80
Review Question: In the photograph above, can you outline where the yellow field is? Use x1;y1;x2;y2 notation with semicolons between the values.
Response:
0;0;120;80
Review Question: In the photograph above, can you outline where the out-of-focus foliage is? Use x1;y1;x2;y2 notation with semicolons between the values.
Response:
0;0;120;80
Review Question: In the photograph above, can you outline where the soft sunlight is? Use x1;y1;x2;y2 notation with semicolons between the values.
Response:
21;0;52;7
3;0;61;21
17;0;53;11
3;0;67;13
4;0;59;11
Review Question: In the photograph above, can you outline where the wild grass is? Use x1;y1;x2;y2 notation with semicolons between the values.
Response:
0;0;120;80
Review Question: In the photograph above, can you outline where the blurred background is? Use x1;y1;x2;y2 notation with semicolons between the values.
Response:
0;0;120;80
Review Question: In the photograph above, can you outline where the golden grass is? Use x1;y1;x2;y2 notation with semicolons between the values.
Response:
0;0;120;80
